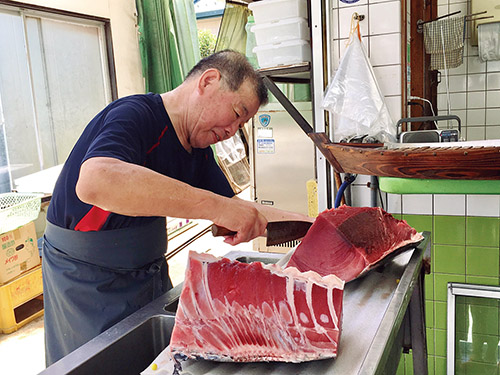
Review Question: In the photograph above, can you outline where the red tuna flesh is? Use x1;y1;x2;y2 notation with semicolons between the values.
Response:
286;205;423;282
169;251;344;362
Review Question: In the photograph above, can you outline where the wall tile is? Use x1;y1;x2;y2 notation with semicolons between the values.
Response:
485;125;500;138
369;1;400;35
403;214;433;234
338;5;368;39
434;273;465;301
370;33;401;66
434;301;447;330
425;269;434;300
448;1;467;14
385;95;402;121
466;216;500;247
434;215;466;245
437;5;448;17
487;72;500;90
449;61;467;76
486;108;500;125
386;193;402;214
373;65;401;96
487;59;500;72
434;194;465;216
434;328;447;356
434;245;465;274
449;92;466;110
467;195;500;217
467;55;486;74
434;356;446;375
467;73;486;91
466;246;500;277
466;126;485;141
465;275;499;286
467;91;485;108
486;90;500;108
426;300;435;328
448;75;466;92
402;194;433;215
466;108;486;125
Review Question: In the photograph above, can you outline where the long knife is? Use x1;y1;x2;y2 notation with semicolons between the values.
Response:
211;220;313;246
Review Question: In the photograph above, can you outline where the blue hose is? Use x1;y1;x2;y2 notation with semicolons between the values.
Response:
334;175;357;208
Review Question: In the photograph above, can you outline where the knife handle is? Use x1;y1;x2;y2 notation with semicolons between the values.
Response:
211;224;236;237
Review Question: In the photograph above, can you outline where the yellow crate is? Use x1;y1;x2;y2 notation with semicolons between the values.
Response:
0;264;43;334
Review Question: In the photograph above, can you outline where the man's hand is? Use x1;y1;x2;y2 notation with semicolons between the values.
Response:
212;198;267;245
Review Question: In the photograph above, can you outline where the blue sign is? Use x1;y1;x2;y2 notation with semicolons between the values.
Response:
340;0;360;3
259;114;271;127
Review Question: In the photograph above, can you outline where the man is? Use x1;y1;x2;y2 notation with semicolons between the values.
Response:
42;50;312;366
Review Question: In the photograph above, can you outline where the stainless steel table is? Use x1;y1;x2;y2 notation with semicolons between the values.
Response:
39;232;430;375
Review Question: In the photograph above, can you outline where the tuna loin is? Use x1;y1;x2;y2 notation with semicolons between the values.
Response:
286;206;424;282
169;251;344;362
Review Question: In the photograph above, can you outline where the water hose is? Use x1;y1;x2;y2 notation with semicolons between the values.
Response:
334;174;357;208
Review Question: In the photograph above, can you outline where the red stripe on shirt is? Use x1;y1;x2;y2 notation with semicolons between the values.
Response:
147;125;168;155
74;206;111;231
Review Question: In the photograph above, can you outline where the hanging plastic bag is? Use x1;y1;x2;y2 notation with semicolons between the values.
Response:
322;16;396;143
215;130;251;194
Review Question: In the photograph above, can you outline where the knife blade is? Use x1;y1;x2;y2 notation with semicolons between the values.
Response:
211;220;313;246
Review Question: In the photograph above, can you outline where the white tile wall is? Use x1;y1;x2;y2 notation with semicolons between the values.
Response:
373;65;402;96
402;195;433;215
370;33;401;66
434;195;466;216
466;109;485;125
486;91;500;108
386;193;402;214
339;5;369;39
369;1;400;35
435;0;500;146
467;195;500;217
329;0;499;217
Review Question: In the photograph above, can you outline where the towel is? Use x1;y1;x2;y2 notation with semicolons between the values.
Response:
478;22;500;62
424;16;466;70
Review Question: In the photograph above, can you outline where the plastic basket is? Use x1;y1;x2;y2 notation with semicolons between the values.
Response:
0;193;43;234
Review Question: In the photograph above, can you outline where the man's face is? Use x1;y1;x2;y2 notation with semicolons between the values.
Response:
189;78;260;149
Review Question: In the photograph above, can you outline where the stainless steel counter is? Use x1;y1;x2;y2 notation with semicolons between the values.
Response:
39;233;430;375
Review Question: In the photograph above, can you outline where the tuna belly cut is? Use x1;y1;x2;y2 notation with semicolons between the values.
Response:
286;205;424;282
169;251;344;363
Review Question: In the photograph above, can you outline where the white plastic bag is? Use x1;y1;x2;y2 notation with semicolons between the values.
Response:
215;131;250;193
322;36;396;143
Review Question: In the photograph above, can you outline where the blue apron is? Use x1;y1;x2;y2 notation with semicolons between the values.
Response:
42;218;172;366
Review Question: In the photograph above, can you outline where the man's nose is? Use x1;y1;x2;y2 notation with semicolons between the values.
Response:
224;120;243;138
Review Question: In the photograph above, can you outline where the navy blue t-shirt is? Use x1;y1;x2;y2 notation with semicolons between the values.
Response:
47;93;234;231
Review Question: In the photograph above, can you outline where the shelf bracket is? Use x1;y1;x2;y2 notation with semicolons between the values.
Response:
261;75;314;135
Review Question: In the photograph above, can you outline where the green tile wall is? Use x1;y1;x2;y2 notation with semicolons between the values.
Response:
398;214;500;375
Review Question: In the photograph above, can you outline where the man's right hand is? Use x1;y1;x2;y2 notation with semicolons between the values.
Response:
212;197;267;245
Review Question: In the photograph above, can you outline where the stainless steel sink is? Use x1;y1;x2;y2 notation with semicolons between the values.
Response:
39;251;284;375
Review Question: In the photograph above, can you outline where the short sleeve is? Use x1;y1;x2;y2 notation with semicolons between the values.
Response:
83;102;152;165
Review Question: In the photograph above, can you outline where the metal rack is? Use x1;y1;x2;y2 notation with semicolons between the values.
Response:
256;0;332;211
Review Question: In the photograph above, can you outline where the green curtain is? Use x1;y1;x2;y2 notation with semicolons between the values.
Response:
136;0;200;93
214;2;250;53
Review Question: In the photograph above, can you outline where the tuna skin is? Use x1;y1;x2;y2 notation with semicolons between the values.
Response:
286;205;424;282
169;251;344;363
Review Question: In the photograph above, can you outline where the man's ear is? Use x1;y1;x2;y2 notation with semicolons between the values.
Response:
197;68;221;94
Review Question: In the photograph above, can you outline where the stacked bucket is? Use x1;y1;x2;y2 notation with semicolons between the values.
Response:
248;0;311;69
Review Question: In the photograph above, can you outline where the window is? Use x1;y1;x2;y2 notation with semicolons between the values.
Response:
0;4;115;193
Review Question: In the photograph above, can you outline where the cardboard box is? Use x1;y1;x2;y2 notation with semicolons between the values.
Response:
0;221;40;284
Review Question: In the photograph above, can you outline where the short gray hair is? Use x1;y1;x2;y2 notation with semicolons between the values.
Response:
186;50;268;106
